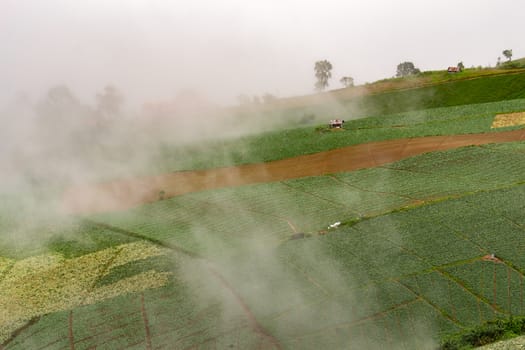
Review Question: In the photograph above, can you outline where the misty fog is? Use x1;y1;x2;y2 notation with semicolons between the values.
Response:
1;0;525;348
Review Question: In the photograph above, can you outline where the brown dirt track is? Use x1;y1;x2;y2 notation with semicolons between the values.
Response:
63;129;525;214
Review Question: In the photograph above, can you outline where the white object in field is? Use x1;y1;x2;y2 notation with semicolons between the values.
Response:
328;222;341;229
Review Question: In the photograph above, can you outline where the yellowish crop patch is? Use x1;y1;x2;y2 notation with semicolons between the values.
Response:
0;241;171;343
491;111;525;128
0;256;14;275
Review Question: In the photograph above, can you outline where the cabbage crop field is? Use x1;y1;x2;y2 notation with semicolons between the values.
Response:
4;7;525;348
3;140;525;349
89;142;525;255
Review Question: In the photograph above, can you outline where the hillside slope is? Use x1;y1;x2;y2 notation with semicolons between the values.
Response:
235;68;525;123
5;142;525;349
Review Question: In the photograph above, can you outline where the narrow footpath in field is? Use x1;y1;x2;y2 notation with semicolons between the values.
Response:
63;129;525;214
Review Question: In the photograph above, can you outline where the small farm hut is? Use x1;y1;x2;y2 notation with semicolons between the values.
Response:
329;119;345;128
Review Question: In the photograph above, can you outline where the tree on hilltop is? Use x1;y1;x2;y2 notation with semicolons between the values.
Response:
396;61;420;77
503;49;513;62
314;60;333;91
340;76;354;88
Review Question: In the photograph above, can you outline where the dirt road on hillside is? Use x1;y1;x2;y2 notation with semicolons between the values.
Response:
63;129;525;214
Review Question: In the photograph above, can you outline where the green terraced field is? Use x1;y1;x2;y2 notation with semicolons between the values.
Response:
151;98;525;174
89;142;525;257
3;141;525;349
3;66;525;350
7;185;525;349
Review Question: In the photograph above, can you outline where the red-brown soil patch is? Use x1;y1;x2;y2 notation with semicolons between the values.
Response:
63;129;525;214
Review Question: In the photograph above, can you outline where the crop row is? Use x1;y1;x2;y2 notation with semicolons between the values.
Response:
4;250;283;350
445;261;525;317
400;270;497;327
0;241;171;346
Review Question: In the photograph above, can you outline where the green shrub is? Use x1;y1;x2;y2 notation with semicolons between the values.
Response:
440;317;525;349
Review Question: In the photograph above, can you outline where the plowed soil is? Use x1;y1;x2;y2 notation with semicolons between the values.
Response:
63;129;525;214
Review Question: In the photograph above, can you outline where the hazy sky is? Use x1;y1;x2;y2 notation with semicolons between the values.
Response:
1;0;524;106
